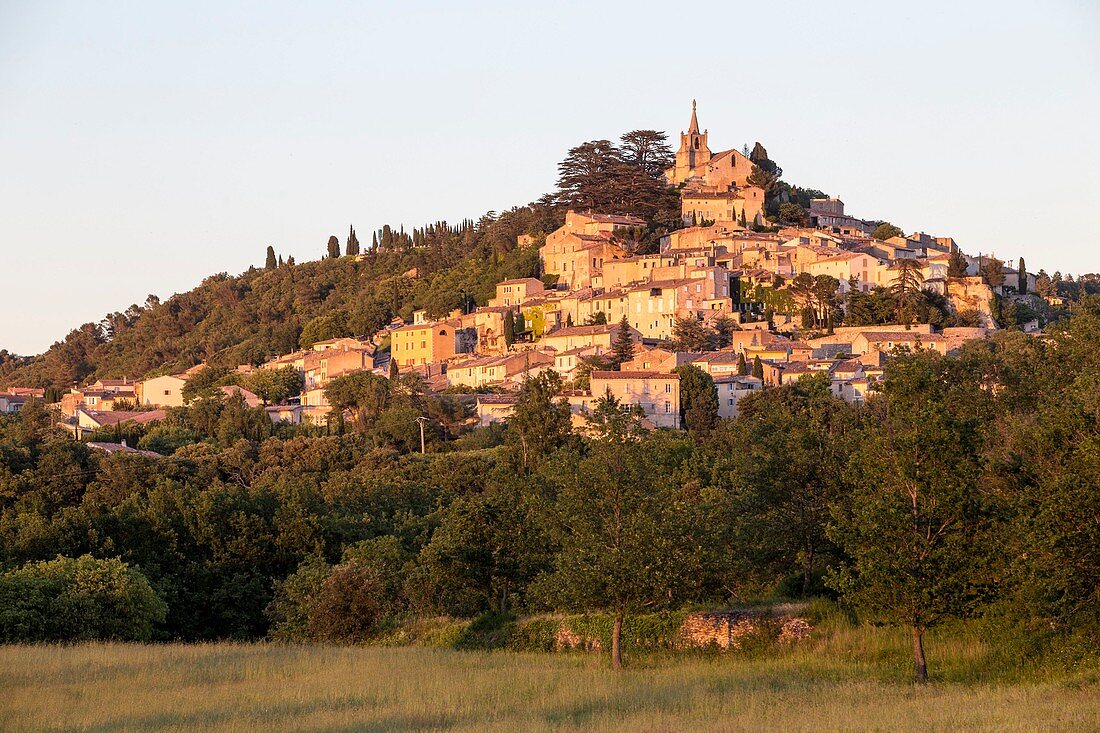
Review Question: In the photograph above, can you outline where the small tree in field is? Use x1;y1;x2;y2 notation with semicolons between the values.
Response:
536;433;700;669
828;352;991;682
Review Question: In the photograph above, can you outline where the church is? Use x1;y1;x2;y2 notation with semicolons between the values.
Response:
666;101;766;227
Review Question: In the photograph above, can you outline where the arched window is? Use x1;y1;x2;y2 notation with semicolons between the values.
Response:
439;329;447;336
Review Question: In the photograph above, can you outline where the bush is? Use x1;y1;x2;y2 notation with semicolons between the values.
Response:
0;555;166;642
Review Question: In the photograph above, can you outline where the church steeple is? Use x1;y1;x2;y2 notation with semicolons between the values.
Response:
688;99;700;135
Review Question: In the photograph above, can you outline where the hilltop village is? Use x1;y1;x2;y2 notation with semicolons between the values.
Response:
1;103;1050;436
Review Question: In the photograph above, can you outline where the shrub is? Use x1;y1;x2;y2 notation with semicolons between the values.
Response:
0;555;166;642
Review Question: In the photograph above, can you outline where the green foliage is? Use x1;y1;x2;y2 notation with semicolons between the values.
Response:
674;364;718;436
610;315;635;367
872;223;904;241
246;365;304;405
0;555;166;642
299;310;351;349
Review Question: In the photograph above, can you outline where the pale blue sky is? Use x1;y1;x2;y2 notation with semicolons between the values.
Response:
1;0;1098;355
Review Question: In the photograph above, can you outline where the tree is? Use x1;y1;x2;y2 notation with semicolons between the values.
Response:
713;314;739;348
872;223;904;241
610;315;636;367
504;371;573;473
503;310;516;346
1017;257;1027;294
752;356;764;380
674;364;719;436
388;357;399;383
247;365;303;405
346;225;360;257
554;139;624;213
947;250;969;278
299;311;351;349
829;352;991;681
535;435;703;668
0;555;166;642
891;259;924;325
718;374;854;596
980;257;1005;288
265;246;277;270
737;352;748;376
670;317;714;352
584;311;608;326
327;236;341;259
324;372;391;432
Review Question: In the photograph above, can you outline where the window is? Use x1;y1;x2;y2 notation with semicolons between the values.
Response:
664;402;671;413
665;383;671;393
163;390;170;396
728;398;734;405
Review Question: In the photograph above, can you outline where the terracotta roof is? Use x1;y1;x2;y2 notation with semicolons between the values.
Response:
590;371;679;380
579;212;646;225
475;395;520;405
498;277;544;286
86;442;163;458
80;409;166;427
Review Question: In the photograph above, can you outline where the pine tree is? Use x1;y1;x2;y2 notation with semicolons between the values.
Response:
265;246;277;270
611;315;636;367
286;256;295;266
346;225;360;256
947;250;969;278
327;236;341;259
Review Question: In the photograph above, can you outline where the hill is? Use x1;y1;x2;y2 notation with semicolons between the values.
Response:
0;207;559;391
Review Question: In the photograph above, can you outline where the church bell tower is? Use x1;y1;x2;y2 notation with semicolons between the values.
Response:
673;100;711;183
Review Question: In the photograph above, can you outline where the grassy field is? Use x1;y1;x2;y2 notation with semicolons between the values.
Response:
2;624;1098;732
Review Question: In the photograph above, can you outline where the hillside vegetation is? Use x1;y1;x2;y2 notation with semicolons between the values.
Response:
0;207;557;390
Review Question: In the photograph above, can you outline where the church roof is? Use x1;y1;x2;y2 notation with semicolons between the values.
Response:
688;99;700;134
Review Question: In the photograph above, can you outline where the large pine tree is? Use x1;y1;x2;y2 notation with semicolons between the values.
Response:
610;315;636;368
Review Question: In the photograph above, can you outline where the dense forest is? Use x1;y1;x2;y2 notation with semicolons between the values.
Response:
2;302;1099;677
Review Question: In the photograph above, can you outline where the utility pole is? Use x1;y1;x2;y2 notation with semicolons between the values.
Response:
415;416;430;454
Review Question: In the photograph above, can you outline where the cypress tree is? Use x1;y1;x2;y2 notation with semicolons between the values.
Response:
504;310;516;346
327;236;341;259
347;225;360;256
1017;257;1027;294
278;254;284;267
388;357;399;382
372;231;379;250
752;355;764;380
737;352;748;376
265;245;277;270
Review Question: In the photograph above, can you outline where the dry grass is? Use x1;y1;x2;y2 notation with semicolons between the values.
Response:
1;633;1097;732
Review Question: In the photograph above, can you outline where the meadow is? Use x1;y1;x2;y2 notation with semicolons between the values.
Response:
2;621;1097;733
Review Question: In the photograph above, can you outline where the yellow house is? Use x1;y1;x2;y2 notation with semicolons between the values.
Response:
589;371;681;429
488;278;545;308
389;322;459;367
136;374;188;407
539;323;640;353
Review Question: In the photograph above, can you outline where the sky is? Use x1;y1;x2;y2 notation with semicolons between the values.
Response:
1;0;1098;356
